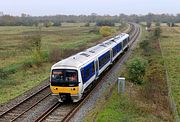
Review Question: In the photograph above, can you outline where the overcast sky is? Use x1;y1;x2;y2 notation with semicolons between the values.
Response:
0;0;180;16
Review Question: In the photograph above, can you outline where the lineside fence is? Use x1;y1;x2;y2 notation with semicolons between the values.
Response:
159;39;179;122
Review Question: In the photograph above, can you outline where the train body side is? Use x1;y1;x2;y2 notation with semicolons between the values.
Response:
50;33;130;102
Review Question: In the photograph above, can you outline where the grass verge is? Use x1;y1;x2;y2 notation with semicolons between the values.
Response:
160;26;180;118
84;25;174;122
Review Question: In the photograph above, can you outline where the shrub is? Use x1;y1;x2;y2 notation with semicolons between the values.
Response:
99;26;113;37
0;63;22;79
44;21;54;27
139;39;152;56
127;57;148;84
22;59;36;69
167;22;176;27
49;48;62;62
89;27;99;34
31;50;44;66
84;22;90;27
0;68;7;80
154;27;161;39
139;39;149;50
146;22;152;28
53;22;61;26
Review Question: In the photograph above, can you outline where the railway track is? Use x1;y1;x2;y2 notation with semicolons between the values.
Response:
0;84;51;122
34;23;141;122
0;23;140;122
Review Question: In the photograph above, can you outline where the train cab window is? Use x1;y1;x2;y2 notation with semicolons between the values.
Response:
65;70;77;82
52;70;64;81
51;69;78;87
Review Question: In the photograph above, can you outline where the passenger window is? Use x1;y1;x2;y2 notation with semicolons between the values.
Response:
85;68;90;78
92;63;95;74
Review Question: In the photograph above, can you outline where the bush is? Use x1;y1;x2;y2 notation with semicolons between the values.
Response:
84;22;90;27
139;39;152;56
127;57;148;84
53;22;61;26
49;48;62;62
0;63;22;79
89;27;99;34
0;68;8;80
146;22;152;28
22;59;37;69
99;26;113;37
22;51;48;69
166;22;176;27
31;50;44;66
154;27;161;39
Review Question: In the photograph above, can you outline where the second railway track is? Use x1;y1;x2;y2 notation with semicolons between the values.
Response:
0;84;51;122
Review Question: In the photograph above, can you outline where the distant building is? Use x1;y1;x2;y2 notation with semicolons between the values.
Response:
0;11;3;16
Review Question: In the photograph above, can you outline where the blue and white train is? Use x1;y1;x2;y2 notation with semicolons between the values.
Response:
50;33;130;102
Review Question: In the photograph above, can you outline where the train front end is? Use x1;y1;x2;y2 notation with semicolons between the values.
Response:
50;67;82;102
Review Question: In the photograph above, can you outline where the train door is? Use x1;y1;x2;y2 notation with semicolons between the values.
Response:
95;60;99;79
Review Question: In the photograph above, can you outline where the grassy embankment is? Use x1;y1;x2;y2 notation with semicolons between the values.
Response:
0;23;127;104
160;25;180;117
84;25;175;121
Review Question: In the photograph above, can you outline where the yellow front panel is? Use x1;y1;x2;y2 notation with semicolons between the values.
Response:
50;85;79;95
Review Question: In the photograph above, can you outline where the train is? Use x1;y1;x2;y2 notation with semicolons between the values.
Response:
50;33;130;102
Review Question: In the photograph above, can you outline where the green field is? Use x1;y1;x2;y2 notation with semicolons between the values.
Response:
0;23;126;104
160;26;180;117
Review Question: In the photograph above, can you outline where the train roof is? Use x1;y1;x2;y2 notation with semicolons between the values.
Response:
52;33;129;69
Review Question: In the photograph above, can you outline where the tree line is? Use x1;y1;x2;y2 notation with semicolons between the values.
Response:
0;13;180;26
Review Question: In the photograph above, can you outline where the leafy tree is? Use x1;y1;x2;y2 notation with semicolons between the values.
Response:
96;20;115;26
127;57;148;84
1;13;180;26
154;27;161;39
99;26;113;37
166;22;176;27
53;21;61;26
146;21;152;28
44;21;54;27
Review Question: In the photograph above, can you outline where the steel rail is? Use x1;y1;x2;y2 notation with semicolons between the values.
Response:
34;23;140;122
